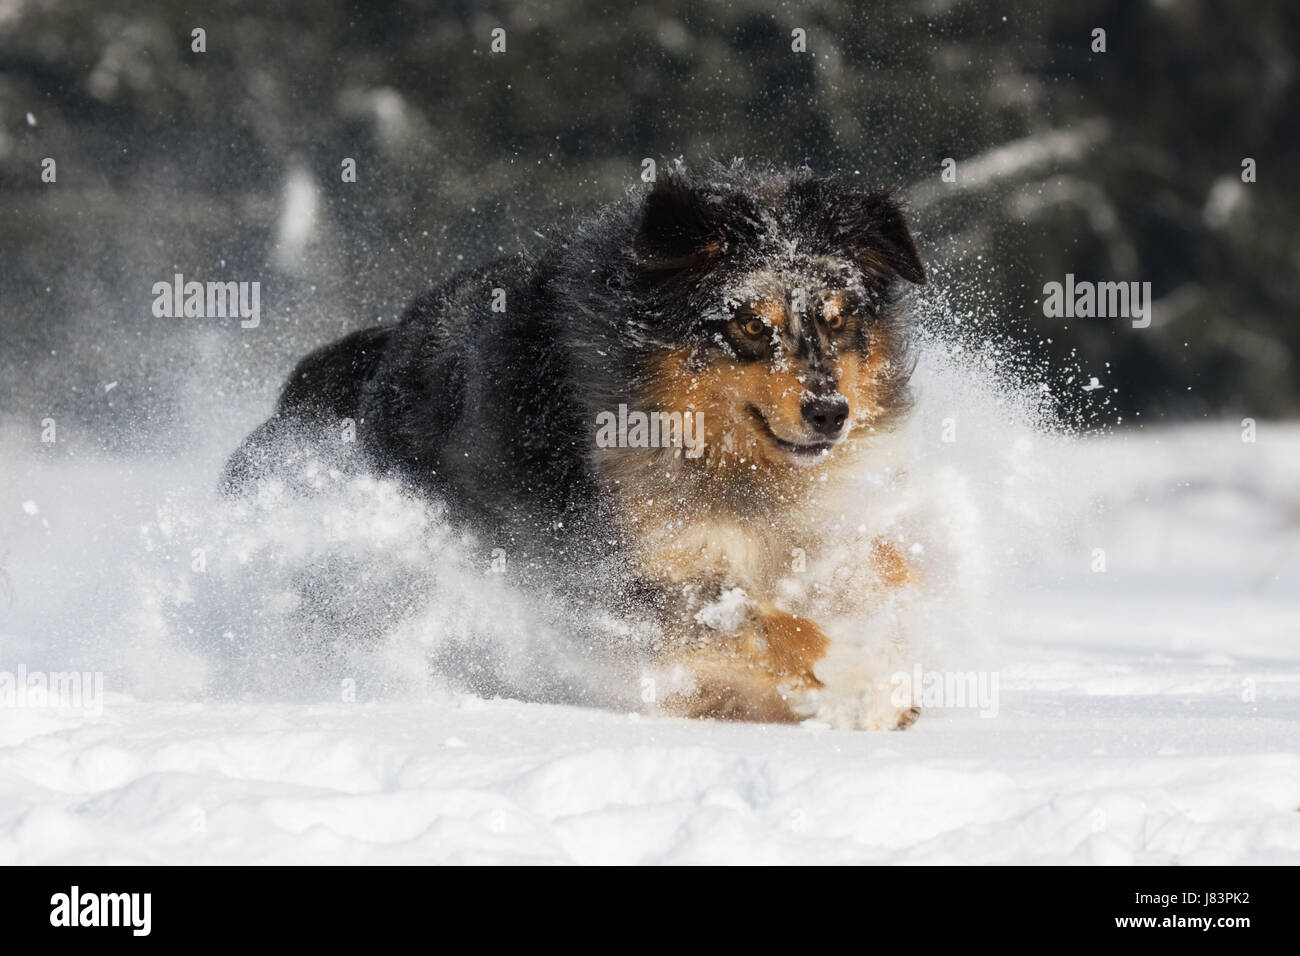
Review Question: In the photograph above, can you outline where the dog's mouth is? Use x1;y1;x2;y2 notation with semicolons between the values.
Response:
747;406;836;458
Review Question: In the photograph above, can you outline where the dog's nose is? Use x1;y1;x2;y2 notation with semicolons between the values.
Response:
801;394;848;438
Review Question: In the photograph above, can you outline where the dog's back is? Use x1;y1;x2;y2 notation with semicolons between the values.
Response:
223;254;597;546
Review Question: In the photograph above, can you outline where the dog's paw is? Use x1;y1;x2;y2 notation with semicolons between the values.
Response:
893;705;922;730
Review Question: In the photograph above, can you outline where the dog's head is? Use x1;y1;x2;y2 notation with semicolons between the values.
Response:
630;168;925;470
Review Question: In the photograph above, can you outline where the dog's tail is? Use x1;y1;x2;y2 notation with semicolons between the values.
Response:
221;326;392;494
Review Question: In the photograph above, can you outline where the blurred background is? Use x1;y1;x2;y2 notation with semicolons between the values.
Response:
1;0;1297;454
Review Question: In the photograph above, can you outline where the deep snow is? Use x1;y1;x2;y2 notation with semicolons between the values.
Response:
2;360;1299;862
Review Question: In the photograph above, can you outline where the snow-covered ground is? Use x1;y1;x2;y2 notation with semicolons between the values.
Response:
2;404;1299;863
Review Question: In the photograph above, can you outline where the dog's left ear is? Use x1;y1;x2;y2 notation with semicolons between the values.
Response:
796;180;925;285
855;192;926;286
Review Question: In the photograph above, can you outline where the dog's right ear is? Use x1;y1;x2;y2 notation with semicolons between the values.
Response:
631;176;732;274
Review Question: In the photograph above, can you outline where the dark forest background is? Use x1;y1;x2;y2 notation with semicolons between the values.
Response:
1;0;1297;453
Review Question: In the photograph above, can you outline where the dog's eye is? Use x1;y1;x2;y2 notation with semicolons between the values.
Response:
825;312;844;331
742;317;766;337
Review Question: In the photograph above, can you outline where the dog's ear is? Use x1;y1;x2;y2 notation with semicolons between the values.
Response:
794;180;925;285
854;191;926;286
632;176;736;274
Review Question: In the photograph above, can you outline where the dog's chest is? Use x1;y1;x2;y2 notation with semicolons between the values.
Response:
626;501;821;595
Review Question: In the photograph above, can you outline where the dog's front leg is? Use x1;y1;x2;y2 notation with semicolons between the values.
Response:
656;598;830;723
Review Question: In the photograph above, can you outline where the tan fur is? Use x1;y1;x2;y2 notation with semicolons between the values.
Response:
753;296;787;330
869;538;913;589
647;346;811;475
596;306;914;725
822;293;844;324
660;604;829;722
836;341;892;427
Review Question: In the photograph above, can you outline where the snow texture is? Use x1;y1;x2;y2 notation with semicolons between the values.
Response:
2;349;1298;864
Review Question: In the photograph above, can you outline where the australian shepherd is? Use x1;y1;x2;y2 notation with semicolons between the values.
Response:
226;163;928;728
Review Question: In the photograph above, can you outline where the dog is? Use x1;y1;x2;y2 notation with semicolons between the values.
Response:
225;163;928;727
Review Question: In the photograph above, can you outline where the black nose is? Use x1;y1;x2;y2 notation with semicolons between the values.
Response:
801;394;848;438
